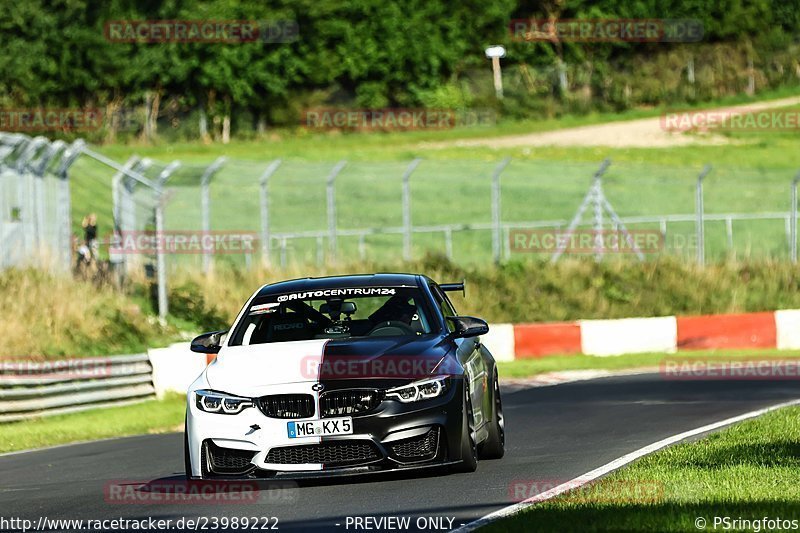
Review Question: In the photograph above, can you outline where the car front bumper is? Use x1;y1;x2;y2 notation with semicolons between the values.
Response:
186;379;467;478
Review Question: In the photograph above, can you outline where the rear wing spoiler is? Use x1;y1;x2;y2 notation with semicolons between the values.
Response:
440;281;465;297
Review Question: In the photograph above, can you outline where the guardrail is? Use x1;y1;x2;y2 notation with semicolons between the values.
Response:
0;353;156;422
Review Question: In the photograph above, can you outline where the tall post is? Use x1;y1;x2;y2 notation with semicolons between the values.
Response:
593;171;604;262
491;57;504;99
123;159;152;275
112;157;140;229
695;165;712;266
16;137;47;256
326;161;347;263
791;171;800;263
199;157;226;273
54;140;83;271
402;158;422;261
32;170;44;250
31;140;64;257
155;161;180;323
491;157;511;264
258;159;282;267
154;198;167;321
111;156;140;276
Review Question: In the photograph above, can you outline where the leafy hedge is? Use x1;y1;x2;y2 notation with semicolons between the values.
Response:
5;0;800;141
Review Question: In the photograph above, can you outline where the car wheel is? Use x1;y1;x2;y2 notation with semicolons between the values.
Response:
478;369;505;459
452;380;478;473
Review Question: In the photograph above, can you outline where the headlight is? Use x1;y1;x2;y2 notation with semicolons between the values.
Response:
386;376;449;403
195;390;253;415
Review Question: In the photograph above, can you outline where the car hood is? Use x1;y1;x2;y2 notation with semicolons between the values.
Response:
206;336;451;396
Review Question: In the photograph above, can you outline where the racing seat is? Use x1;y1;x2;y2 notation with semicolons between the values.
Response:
250;315;311;343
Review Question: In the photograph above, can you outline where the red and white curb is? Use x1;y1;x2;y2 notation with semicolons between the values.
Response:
487;309;800;360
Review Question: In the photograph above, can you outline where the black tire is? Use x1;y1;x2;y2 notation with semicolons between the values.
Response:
452;380;478;473
478;369;505;459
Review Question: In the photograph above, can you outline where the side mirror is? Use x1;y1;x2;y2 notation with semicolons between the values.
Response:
190;330;228;354
446;316;489;339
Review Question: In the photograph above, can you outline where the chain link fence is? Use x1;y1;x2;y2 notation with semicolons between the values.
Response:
0;133;81;270
5;131;800;319
77;153;798;267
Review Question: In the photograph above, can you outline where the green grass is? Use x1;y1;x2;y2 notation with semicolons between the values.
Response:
486;405;800;532
68;90;800;266
497;349;800;378
0;268;189;359
0;394;185;453
13;256;800;358
92;85;800;163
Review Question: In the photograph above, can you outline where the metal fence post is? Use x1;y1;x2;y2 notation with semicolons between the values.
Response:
16;137;47;256
791;171;800;263
124;159;152;275
75;146;160;283
112;157;140;229
54;140;83;271
401;158;422;261
258;159;282;268
444;228;453;259
30;140;64;255
199;157;226;273
110;156;139;275
0;164;4;268
491;157;511;264
326;161;347;263
154;161;180;322
695;165;712;266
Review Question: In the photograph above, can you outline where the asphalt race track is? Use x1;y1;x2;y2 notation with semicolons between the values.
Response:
1;374;798;532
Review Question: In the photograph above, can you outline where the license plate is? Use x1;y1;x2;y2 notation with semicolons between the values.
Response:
287;417;353;438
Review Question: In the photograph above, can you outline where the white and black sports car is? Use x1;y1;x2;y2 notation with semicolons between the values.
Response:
185;273;504;479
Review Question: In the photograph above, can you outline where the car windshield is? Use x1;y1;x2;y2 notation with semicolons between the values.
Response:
228;287;435;345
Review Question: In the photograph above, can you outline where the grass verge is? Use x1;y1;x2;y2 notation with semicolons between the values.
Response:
486;405;800;532
94;86;800;163
172;256;800;326
496;349;800;378
0;393;185;454
12;255;800;359
0;268;186;359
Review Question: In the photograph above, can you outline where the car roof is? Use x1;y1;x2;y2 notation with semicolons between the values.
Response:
255;273;424;298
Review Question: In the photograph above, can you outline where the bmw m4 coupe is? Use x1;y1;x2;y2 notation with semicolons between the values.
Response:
185;273;504;479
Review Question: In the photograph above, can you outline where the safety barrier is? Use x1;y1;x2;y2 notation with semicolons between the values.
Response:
0;353;155;422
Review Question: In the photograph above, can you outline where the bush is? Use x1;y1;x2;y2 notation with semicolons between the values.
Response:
167;255;800;325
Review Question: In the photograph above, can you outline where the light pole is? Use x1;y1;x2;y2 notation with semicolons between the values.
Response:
485;45;506;99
